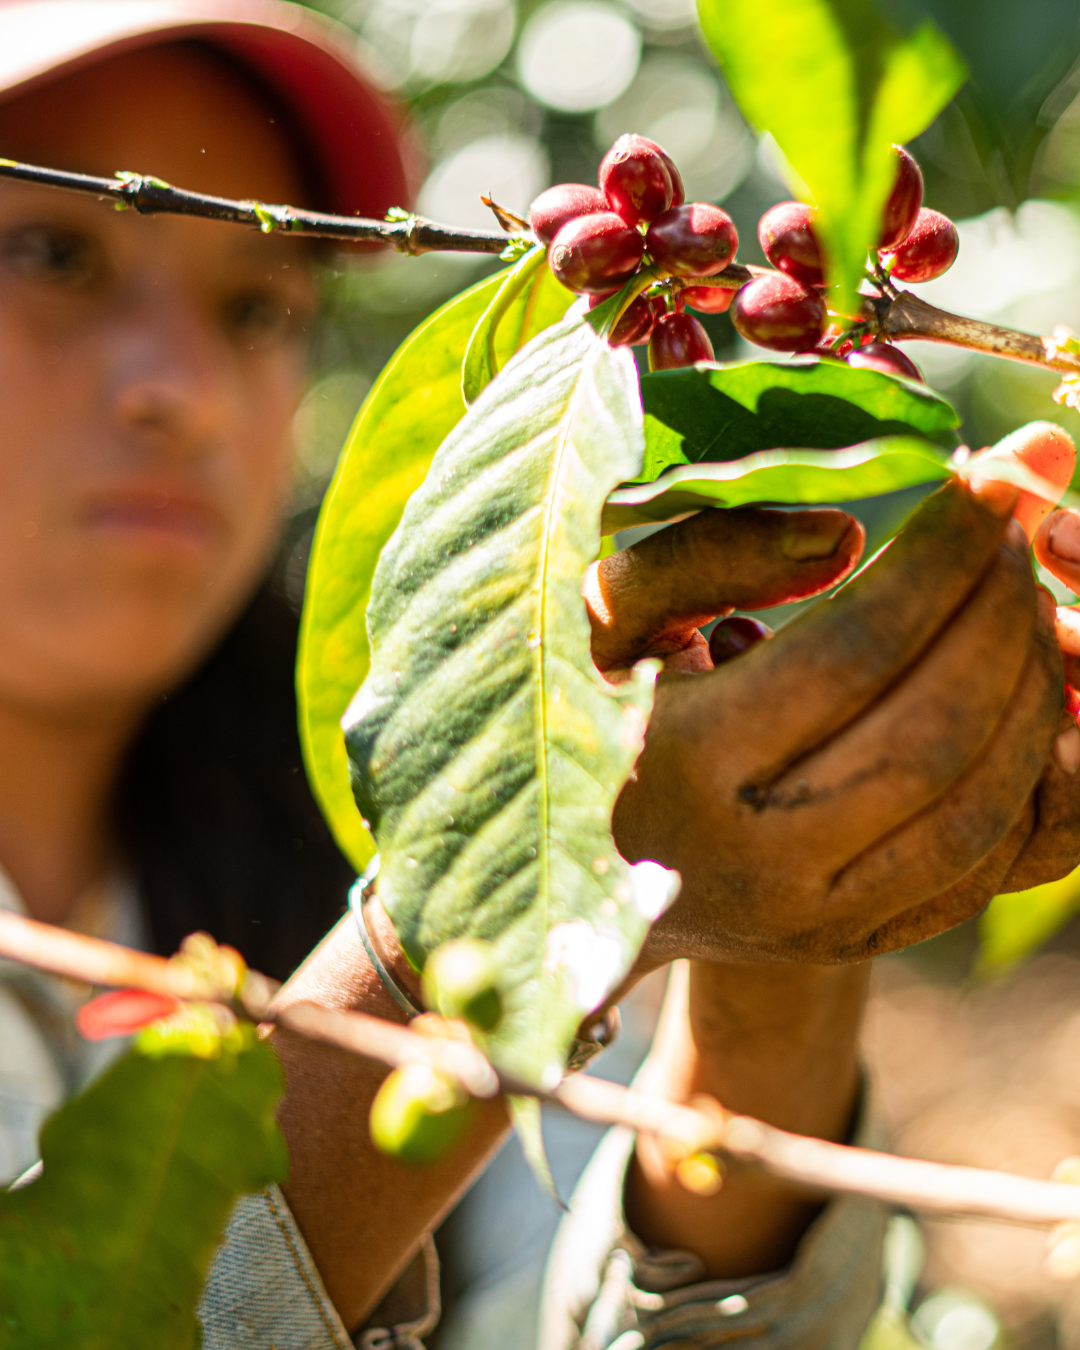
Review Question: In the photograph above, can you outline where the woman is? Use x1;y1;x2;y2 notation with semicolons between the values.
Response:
3;5;1080;1349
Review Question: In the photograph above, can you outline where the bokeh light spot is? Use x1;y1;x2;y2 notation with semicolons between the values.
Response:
517;1;641;113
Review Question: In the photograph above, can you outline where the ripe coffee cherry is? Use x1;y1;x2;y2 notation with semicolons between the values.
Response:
881;207;959;282
846;341;923;382
646;203;738;277
599;134;673;226
648;311;714;370
682;284;735;314
588;290;657;345
731;274;825;352
529;183;608;244
549;212;645;294
879;145;924;250
758;201;823;287
709;616;771;667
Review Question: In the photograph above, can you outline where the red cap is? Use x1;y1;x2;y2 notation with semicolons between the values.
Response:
0;0;409;220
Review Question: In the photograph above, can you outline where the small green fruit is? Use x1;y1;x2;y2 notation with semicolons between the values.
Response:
369;1064;472;1165
423;938;502;1032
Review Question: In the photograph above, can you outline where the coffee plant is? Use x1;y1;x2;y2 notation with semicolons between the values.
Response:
7;0;1080;1342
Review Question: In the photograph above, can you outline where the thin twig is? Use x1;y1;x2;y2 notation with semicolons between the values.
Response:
0;908;221;1000
5;153;1079;380
0;157;516;255
877;289;1080;373
6;908;1080;1230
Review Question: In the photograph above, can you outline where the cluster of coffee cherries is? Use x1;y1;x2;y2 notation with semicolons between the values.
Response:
528;137;960;378
528;133;737;370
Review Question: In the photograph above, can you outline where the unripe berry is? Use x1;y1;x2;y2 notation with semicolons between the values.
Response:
846;341;923;382
879;145;924;250
646;203;738;278
369;1063;472;1165
731;274;825;352
881;208;959;283
423;938;502;1032
589;290;657;345
648;311;714;370
758;201;823;287
548;212;645;294
682;284;735;314
529;183;608;244
599;134;673;226
709;616;771;667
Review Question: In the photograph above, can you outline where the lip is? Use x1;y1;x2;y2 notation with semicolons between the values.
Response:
80;482;226;557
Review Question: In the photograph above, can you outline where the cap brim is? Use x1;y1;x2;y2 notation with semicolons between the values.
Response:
0;0;410;223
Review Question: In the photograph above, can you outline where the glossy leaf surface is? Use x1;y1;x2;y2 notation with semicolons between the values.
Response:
0;1022;285;1349
637;358;959;482
603;437;954;532
696;0;965;312
343;315;676;1087
299;265;574;870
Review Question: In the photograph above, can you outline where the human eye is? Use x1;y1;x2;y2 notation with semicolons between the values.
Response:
221;286;307;351
0;223;101;289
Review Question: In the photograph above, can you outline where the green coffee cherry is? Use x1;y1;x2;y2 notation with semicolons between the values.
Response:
422;938;502;1032
369;1063;472;1165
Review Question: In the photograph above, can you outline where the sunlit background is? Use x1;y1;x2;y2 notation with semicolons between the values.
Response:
284;3;1080;1345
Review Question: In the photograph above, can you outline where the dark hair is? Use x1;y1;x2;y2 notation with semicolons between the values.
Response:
113;583;354;982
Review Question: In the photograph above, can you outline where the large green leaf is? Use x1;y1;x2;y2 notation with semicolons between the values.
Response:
0;1021;285;1349
299;264;574;871
696;0;966;312
342;314;677;1088
603;437;954;532
637;357;959;482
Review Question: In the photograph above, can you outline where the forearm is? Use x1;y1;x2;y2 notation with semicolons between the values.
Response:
626;959;868;1278
268;914;511;1331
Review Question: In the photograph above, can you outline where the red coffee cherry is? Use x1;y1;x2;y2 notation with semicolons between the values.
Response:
632;136;685;207
529;183;608;244
599;134;674;226
731;274;825;352
548;212;645;294
682;284;735;314
846;341;923;381
646;203;738;278
881;208;959;283
709;615;771;667
648;311;715;370
879;145;924;250
588;290;657;345
758;201;823;287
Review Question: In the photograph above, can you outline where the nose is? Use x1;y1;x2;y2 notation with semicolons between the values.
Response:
105;276;240;458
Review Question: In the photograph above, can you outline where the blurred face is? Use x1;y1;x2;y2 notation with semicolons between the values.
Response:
0;45;317;716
